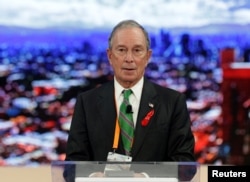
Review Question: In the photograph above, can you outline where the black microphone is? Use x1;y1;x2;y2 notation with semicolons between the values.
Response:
126;105;133;113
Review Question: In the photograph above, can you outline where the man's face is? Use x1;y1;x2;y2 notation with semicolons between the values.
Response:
107;27;152;88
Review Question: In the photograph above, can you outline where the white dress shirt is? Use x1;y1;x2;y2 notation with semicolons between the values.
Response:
114;77;144;127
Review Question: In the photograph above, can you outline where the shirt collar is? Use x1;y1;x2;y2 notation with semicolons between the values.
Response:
114;77;144;100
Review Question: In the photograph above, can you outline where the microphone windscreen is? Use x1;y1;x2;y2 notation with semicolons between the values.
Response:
126;105;133;113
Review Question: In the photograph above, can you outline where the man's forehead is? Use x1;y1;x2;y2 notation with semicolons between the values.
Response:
112;28;146;44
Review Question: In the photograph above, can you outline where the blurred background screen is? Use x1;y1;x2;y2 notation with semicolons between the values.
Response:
0;0;250;166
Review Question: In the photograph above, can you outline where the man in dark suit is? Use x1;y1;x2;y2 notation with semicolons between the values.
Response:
65;19;195;165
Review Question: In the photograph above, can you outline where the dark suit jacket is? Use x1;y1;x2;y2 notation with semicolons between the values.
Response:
65;78;195;162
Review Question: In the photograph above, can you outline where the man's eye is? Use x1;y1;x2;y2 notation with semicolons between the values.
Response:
118;48;125;52
134;49;144;55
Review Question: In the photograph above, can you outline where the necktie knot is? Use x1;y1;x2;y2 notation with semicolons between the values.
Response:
123;89;132;100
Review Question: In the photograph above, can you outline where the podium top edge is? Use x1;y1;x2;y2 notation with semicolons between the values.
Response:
51;161;199;166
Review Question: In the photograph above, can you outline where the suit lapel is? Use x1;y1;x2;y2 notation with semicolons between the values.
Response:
96;82;117;150
132;79;159;158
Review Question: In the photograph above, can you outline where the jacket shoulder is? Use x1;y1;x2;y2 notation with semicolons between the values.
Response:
77;81;114;98
149;80;184;98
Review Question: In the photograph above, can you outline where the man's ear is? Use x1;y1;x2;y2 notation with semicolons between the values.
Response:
106;48;113;65
146;49;153;66
147;49;152;60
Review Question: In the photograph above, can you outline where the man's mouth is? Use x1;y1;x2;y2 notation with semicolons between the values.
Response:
123;67;135;71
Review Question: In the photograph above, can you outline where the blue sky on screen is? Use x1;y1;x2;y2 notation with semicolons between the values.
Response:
0;0;250;29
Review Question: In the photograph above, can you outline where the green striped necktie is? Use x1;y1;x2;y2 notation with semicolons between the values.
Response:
119;89;134;156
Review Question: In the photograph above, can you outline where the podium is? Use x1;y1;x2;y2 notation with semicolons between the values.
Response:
51;161;200;182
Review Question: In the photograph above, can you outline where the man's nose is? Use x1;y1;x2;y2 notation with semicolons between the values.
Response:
124;50;134;61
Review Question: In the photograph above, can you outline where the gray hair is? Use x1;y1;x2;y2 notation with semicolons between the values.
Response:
108;20;151;49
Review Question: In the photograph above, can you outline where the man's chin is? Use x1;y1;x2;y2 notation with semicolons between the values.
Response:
122;69;136;75
123;77;136;83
